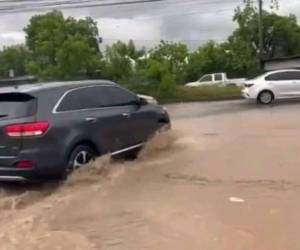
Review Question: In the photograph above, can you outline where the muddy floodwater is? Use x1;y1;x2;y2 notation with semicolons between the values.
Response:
1;100;300;250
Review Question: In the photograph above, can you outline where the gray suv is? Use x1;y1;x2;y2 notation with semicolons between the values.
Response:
0;80;170;182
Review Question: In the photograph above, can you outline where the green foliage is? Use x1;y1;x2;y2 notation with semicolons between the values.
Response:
55;35;101;80
0;45;30;78
134;85;242;103
227;5;300;77
263;13;300;57
102;40;145;82
2;4;300;104
24;10;102;80
171;86;241;103
185;41;228;82
102;40;145;84
233;6;300;58
158;73;176;98
148;41;188;84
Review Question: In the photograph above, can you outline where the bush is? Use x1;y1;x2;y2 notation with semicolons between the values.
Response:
159;85;242;103
157;73;176;98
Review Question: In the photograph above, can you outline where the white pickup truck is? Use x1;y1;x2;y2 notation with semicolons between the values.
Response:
185;73;245;87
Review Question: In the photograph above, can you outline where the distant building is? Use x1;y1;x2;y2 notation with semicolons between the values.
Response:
264;55;300;71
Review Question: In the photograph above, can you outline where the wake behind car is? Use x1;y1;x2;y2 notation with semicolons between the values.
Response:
0;80;170;182
242;69;300;104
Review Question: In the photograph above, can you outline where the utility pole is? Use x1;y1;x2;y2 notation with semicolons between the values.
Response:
258;0;264;70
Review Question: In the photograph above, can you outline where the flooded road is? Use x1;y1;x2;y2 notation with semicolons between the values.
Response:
1;100;300;250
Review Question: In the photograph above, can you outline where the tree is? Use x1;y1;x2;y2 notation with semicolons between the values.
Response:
243;0;279;9
219;5;300;77
232;6;300;59
185;41;228;82
55;34;102;79
24;10;102;80
148;41;188;84
0;45;30;78
263;13;300;57
102;40;145;83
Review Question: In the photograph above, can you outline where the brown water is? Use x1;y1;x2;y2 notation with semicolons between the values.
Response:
2;101;300;250
0;131;179;250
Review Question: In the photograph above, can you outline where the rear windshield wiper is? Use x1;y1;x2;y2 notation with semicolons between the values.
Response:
0;114;8;118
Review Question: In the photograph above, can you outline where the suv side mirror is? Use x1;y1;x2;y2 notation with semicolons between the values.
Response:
139;97;148;106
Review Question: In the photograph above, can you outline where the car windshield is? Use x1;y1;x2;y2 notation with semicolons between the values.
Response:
199;75;212;82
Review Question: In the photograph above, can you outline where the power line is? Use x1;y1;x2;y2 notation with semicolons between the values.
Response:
0;0;242;14
134;8;234;20
0;0;240;6
0;0;114;10
0;0;166;13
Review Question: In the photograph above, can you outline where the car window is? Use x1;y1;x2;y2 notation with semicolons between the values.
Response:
56;86;138;112
0;93;37;119
289;71;300;80
106;86;138;106
214;74;223;81
56;87;105;112
199;75;212;82
265;71;300;81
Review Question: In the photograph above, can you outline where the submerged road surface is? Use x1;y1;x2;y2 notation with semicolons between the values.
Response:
1;100;300;250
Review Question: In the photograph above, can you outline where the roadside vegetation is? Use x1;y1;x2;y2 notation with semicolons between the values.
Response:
0;2;299;102
130;84;242;103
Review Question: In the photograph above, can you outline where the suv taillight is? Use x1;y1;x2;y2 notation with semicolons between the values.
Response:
5;122;49;137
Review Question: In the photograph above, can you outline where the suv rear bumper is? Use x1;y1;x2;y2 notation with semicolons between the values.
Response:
0;144;67;182
0;176;27;182
0;168;37;182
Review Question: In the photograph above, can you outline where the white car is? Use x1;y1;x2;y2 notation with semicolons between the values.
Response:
185;73;245;87
242;69;300;104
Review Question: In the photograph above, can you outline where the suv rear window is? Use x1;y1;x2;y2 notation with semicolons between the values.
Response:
0;93;37;120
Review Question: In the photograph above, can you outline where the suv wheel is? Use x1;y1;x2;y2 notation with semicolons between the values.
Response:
67;145;96;173
258;91;274;104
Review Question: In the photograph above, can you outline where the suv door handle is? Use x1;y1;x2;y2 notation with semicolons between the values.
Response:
85;117;97;123
122;113;131;118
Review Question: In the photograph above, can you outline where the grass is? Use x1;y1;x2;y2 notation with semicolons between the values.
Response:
129;83;242;104
157;85;242;103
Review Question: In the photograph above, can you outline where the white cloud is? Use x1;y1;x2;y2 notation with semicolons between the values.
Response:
97;17;162;49
0;0;299;50
0;32;25;47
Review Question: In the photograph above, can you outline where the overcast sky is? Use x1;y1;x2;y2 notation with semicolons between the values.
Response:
0;0;299;50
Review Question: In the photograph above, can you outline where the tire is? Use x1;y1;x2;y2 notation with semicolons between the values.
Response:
66;145;96;173
258;91;274;105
